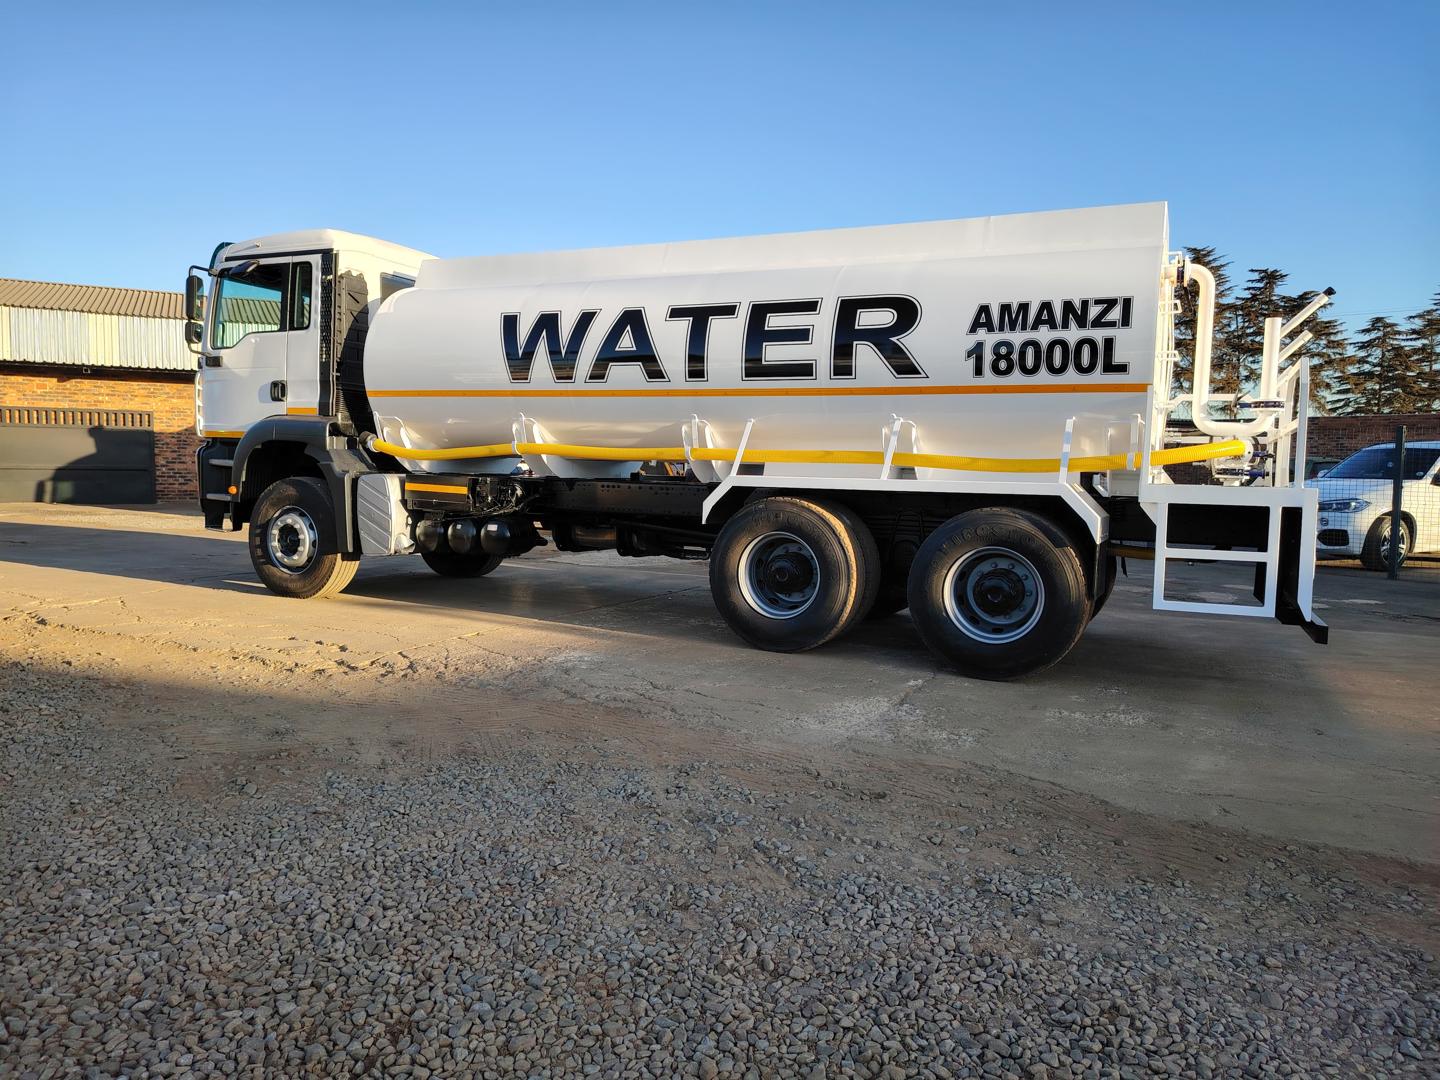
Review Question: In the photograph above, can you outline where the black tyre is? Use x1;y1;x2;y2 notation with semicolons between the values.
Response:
822;501;881;630
420;549;504;578
907;508;1089;680
1359;516;1410;572
249;477;360;599
1090;554;1118;621
709;496;877;652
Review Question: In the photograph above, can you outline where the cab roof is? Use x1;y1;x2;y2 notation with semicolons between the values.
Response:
213;230;434;269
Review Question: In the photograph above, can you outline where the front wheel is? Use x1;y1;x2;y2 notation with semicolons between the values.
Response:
248;477;359;599
1359;516;1410;572
907;508;1089;680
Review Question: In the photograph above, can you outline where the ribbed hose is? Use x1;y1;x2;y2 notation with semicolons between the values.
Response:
366;436;1247;474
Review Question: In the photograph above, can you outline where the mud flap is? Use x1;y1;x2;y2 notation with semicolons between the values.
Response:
1255;507;1327;644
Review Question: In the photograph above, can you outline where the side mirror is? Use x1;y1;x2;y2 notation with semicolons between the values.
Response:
185;273;205;321
185;322;203;346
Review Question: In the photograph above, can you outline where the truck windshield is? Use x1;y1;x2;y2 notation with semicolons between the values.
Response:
1326;446;1440;480
211;264;286;348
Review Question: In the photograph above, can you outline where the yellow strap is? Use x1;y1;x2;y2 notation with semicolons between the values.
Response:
370;437;1247;473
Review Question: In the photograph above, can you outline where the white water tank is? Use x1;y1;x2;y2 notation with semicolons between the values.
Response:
362;202;1169;477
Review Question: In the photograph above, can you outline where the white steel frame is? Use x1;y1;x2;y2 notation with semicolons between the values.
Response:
1139;255;1328;622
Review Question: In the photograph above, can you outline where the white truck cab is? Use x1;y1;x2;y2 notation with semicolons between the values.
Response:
187;230;432;439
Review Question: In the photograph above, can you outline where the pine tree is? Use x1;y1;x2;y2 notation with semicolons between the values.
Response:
1338;317;1423;414
1301;310;1353;412
1401;291;1440;411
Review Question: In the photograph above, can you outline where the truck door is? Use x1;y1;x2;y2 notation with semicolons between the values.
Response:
281;257;322;417
200;260;292;435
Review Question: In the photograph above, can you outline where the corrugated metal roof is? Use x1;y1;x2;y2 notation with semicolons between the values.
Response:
0;308;195;371
0;277;184;320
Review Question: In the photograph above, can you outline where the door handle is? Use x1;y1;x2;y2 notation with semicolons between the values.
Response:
269;380;287;402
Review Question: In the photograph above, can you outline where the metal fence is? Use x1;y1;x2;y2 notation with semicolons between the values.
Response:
1312;423;1440;582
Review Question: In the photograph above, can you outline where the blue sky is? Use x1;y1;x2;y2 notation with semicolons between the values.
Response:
2;1;1436;330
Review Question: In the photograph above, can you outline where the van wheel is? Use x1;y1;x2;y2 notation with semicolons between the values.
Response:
710;496;877;652
249;477;359;599
421;550;503;578
1360;516;1410;571
907;508;1088;679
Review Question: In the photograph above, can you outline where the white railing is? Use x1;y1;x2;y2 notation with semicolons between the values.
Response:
1150;254;1333;491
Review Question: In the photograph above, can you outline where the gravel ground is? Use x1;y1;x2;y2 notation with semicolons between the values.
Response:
2;635;1437;1080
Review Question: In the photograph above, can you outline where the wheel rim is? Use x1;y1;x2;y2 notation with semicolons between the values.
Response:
942;546;1045;643
738;531;821;619
1382;523;1408;562
265;506;318;574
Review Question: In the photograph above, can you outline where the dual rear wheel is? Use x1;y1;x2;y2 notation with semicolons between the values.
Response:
709;497;1091;679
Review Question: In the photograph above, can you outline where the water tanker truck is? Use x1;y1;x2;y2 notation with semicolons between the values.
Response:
185;203;1331;678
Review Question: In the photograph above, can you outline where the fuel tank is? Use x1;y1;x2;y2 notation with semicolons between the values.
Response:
361;202;1169;478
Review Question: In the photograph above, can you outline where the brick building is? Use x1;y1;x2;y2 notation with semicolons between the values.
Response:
1306;413;1440;473
0;278;198;502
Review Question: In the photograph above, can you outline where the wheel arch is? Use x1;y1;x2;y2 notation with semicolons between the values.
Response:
230;417;378;552
1401;510;1418;547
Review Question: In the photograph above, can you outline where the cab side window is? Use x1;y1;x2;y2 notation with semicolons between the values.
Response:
290;262;313;330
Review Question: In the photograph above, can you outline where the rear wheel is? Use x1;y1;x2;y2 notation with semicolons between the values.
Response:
709;496;877;652
249;477;359;599
907;508;1088;680
1360;516;1410;572
421;549;503;578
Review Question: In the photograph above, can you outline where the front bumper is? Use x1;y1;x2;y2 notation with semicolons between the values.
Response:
1316;512;1366;557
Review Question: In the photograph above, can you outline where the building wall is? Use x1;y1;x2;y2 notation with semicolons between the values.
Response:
0;365;198;501
1308;413;1440;465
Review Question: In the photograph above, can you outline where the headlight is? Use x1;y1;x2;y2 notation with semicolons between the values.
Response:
1319;499;1369;513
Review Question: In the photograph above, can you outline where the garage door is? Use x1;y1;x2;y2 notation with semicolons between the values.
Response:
0;406;155;503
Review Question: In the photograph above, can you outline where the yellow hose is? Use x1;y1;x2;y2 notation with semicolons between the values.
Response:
368;437;1246;474
370;439;515;461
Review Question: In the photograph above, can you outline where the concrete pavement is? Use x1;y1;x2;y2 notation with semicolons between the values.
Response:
2;502;1436;862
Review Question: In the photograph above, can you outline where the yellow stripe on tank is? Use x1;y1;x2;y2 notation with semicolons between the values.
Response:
368;382;1150;399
